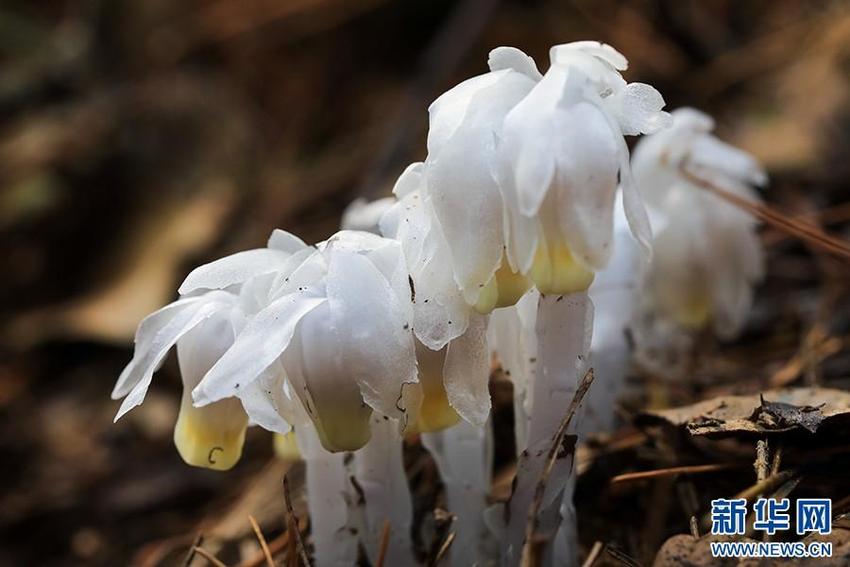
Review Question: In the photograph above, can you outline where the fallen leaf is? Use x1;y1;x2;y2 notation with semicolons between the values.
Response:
637;388;850;437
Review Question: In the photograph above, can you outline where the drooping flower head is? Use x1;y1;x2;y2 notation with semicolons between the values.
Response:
188;229;420;452
422;42;670;315
631;107;767;338
497;42;670;294
111;230;310;470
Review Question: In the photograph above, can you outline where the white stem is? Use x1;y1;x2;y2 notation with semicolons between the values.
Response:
422;420;495;566
502;292;593;567
296;425;358;567
353;414;416;565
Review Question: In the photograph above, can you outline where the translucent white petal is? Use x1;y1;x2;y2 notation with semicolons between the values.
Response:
549;102;620;269
488;46;542;80
498;164;540;273
552;41;629;71
614;117;654;261
499;67;568;220
427;71;507;157
426;69;536;300
267;229;308;253
325;247;418;423
179;249;293;295
113;296;204;399
617;82;672;136
113;293;236;420
391;162;424;199
269;248;326;300
238;360;293;434
443;313;491;426
192;292;326;406
382;190;469;350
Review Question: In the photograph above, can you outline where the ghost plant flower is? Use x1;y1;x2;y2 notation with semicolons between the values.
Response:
497;41;669;287
111;229;310;470
461;42;670;565
189;229;419;452
631;107;767;340
166;228;424;564
424;46;542;314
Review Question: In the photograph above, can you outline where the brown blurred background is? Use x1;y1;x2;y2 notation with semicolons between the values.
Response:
2;0;850;565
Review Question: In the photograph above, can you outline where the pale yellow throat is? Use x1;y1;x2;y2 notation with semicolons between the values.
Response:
529;238;595;295
474;257;533;314
311;409;372;453
273;430;302;461
408;343;460;433
174;395;248;471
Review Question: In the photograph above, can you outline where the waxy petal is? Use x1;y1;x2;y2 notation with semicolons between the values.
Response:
267;229;308;253
193;292;326;406
179;248;293;295
325;247;418;423
113;293;236;420
443;313;491;426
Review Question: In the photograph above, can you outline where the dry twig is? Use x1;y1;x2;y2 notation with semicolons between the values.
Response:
283;475;311;567
432;531;456;566
193;546;229;567
681;165;850;261
248;515;275;567
521;369;596;563
611;462;743;484
581;541;604;567
374;520;392;567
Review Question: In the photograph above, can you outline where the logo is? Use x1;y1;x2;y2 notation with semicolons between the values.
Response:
709;497;832;559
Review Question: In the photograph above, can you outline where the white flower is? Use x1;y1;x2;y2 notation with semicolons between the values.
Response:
191;230;419;452
111;290;253;470
380;165;493;427
111;230;313;469
497;42;670;292
423;42;669;309
631;107;767;338
424;47;541;309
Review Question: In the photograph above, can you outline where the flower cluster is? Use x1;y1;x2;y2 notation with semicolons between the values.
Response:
113;43;768;567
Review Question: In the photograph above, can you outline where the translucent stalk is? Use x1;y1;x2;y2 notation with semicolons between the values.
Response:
422;420;495;566
502;292;593;566
353;414;416;565
296;425;358;567
582;203;640;436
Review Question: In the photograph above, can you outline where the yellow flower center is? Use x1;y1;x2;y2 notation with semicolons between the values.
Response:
174;395;248;471
273;430;302;461
311;402;373;453
529;238;595;295
474;257;533;314
407;343;460;433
